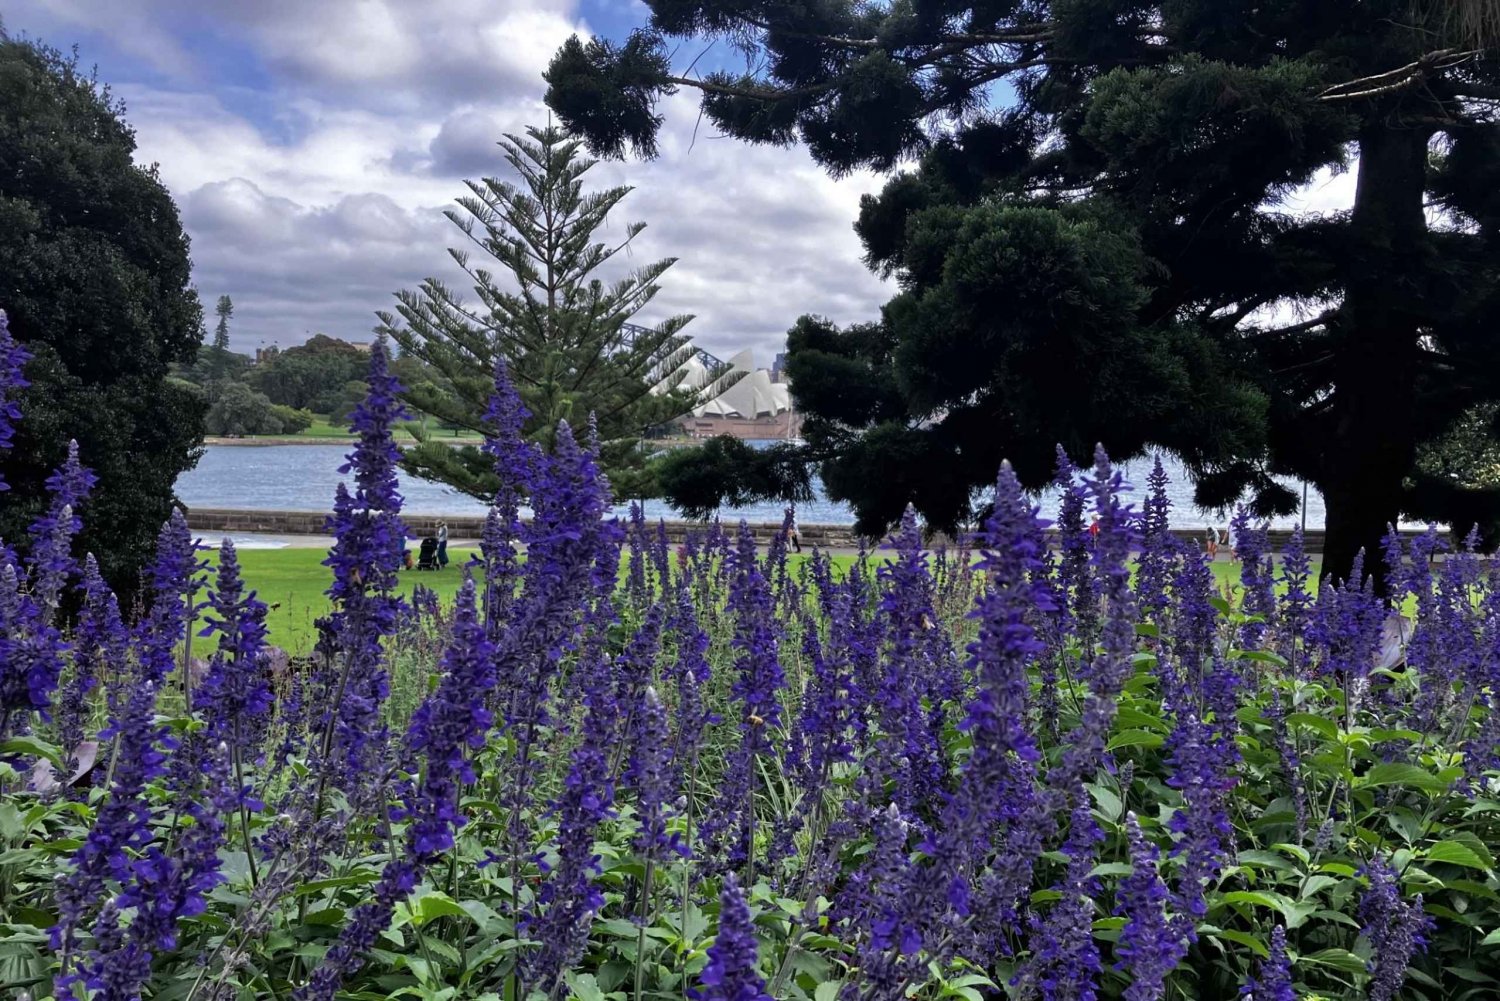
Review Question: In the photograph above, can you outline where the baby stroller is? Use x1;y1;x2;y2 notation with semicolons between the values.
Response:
417;536;440;571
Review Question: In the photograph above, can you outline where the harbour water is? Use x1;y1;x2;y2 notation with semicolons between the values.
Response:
176;442;1330;531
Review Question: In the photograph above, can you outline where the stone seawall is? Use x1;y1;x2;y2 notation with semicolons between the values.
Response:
185;507;1449;553
182;508;864;548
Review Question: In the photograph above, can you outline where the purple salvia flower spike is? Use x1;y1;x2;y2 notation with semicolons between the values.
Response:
0;309;29;491
1114;813;1188;1001
1358;857;1433;1001
199;540;273;757
1135;453;1174;621
404;574;498;857
320;338;409;778
1243;924;1295;1001
26;439;97;616
694;874;772;1001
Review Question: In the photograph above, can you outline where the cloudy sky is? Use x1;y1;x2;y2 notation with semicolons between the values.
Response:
5;0;892;362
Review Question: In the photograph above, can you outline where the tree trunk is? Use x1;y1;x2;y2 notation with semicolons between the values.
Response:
1319;123;1431;592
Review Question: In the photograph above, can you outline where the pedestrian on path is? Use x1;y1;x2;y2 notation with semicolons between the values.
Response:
437;521;450;568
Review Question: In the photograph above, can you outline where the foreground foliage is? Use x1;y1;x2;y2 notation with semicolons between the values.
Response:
5;345;1500;1001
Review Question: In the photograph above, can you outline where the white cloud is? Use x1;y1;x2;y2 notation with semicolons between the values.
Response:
8;0;893;361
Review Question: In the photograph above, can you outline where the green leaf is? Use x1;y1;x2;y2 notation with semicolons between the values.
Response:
1236;850;1297;873
1215;891;1278;910
1106;729;1163;751
406;891;471;927
1479;928;1500;947
814;982;842;1001
1271;843;1311;865
1235;649;1289;667
0;736;64;766
1212;929;1270;959
1298;874;1340;899
1087;784;1123;823
1356;762;1450;793
1284;713;1339;740
296;871;381;896
1423;841;1492;872
1299;948;1368;974
564;972;606;1001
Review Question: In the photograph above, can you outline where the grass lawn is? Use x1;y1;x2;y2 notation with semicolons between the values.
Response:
212;416;484;445
231;545;1282;653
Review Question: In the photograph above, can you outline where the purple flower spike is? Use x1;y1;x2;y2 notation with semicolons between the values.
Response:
630;685;687;864
320;339;409;777
694;874;772;1001
0;309;29;491
1243;924;1295;1001
27;439;97;615
1358;857;1432;1001
199;540;273;754
1114;813;1187;1001
403;575;498;857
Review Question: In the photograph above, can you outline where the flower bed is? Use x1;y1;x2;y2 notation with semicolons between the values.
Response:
1;342;1496;1001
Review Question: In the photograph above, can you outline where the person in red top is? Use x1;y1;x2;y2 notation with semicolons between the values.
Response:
1088;514;1100;547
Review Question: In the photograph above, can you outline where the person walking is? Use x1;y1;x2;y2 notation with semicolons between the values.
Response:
1204;524;1218;561
437;521;450;569
788;508;802;553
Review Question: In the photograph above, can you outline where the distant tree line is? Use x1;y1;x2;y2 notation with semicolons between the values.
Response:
173;312;442;438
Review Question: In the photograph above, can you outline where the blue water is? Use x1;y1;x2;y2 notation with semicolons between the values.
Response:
175;443;1330;530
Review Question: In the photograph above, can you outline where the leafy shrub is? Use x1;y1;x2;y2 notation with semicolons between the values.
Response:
4;345;1500;1001
204;380;282;436
269;403;315;435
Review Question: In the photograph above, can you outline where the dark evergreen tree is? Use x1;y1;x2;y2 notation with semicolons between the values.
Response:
547;0;1500;585
379;124;735;502
0;35;204;595
212;295;233;352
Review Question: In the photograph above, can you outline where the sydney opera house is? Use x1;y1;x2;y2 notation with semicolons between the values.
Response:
670;350;800;440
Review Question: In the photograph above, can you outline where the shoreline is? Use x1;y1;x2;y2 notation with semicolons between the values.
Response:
203;435;484;447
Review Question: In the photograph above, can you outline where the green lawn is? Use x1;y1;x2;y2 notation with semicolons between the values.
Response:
231;546;1277;653
210;416;484;445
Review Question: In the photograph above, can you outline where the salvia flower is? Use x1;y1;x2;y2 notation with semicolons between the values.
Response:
1276;528;1315;671
1053;446;1096;640
694;874;772;1001
1242;924;1295;1001
630;685;687;865
0;309;29;491
0;561;67;737
136;511;206;688
26;439;97;615
1231;506;1274;648
57;555;126;757
402;575;498;857
1114;813;1187;1001
1358;857;1432;1001
320;340;409;777
296;862;418;1001
52;679;171;990
1016;789;1103;1001
198;540;273;753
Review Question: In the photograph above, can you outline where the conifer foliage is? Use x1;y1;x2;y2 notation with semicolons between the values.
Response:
382;124;734;502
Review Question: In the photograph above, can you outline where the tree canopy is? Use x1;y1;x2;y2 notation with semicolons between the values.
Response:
547;0;1500;585
0;35;204;595
380;124;734;502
